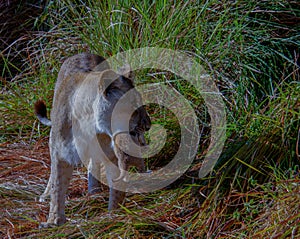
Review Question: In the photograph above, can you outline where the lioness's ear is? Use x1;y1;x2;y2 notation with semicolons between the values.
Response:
98;70;119;95
99;69;134;98
118;64;134;83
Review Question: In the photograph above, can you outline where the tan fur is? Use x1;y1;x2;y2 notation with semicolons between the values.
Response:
36;53;151;227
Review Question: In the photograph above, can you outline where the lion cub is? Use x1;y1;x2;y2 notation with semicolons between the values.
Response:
35;53;151;227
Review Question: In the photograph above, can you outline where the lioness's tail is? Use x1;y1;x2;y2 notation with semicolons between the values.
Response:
34;100;52;126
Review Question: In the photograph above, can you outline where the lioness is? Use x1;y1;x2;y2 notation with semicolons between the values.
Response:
35;53;151;227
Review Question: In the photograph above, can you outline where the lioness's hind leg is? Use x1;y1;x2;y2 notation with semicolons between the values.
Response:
87;158;107;194
88;172;101;194
41;159;73;227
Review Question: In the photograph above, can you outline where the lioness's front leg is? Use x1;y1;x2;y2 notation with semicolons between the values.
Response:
41;158;73;227
108;187;126;210
104;161;126;210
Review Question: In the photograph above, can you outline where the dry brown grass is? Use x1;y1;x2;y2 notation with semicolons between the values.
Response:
0;140;90;238
0;141;299;238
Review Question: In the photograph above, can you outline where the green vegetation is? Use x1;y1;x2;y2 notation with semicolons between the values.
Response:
1;0;299;238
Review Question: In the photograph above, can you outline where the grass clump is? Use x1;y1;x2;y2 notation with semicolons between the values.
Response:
0;0;299;238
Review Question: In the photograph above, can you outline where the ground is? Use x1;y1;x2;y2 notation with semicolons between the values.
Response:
0;140;93;238
1;140;299;238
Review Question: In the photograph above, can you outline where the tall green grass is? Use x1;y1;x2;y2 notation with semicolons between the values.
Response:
3;0;298;167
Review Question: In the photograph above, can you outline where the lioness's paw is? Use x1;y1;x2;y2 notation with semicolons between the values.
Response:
39;222;56;229
39;214;66;228
39;189;50;202
39;195;47;202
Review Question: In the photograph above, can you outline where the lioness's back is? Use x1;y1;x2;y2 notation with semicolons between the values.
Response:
57;53;108;82
50;53;110;126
